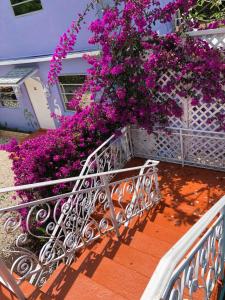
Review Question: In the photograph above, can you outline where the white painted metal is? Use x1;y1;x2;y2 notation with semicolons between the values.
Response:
188;28;225;49
131;127;225;171
0;127;159;293
0;259;25;300
141;195;225;300
0;160;159;289
25;77;56;129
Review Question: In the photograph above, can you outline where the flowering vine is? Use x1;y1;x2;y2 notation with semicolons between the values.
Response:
2;0;225;207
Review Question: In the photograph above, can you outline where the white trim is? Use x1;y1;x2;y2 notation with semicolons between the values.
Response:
58;74;87;112
10;0;43;17
141;194;225;300
0;161;159;195
0;50;100;66
187;27;225;36
11;0;40;7
0;68;38;87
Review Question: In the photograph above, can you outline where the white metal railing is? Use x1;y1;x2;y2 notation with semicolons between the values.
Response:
0;127;133;298
41;126;133;271
0;153;159;299
141;194;225;300
131;127;225;171
78;126;133;182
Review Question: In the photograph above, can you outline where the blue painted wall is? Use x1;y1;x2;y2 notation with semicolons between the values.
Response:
0;0;172;60
38;57;91;117
0;0;98;60
0;66;40;132
0;0;173;132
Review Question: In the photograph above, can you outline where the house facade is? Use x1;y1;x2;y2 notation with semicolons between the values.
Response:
0;0;172;132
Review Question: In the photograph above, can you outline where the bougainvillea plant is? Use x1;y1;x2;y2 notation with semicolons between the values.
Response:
2;0;225;205
49;0;224;131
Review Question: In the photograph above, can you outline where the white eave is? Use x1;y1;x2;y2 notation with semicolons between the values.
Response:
0;50;100;66
0;67;38;87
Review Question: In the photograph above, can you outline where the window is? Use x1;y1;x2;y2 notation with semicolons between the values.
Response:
0;87;19;109
58;75;91;111
10;0;42;16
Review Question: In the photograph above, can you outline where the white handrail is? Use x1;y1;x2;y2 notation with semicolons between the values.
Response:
79;134;115;175
79;127;129;175
153;126;225;136
187;28;225;36
0;127;129;194
0;259;26;300
0;162;159;213
141;194;225;300
0;161;159;194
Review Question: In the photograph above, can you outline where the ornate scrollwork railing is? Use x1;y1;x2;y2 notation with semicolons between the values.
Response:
0;159;159;298
77;126;133;188
141;196;225;300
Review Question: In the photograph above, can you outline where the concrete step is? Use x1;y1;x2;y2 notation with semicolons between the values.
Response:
41;262;126;300
72;255;149;300
128;231;171;258
0;281;48;300
0;283;18;300
119;217;187;245
92;237;159;278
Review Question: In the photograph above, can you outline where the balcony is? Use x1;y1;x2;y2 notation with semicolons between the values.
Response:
0;28;225;300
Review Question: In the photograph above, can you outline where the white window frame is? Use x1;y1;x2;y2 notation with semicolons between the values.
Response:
10;0;43;17
0;86;19;109
58;74;87;112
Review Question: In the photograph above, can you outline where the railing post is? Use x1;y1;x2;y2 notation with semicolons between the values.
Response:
104;177;120;239
94;153;101;173
153;165;160;202
127;126;134;158
179;128;184;167
220;207;225;283
0;259;25;300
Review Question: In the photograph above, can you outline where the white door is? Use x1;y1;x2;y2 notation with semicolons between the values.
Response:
25;77;55;129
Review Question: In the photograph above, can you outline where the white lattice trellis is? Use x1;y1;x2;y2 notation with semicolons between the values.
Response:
187;28;225;131
189;102;225;131
188;28;225;49
132;128;182;163
156;70;187;128
186;132;225;169
132;28;225;171
132;127;225;170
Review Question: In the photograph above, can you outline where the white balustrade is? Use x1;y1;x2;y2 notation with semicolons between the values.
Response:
141;195;225;300
131;127;225;171
0;134;159;299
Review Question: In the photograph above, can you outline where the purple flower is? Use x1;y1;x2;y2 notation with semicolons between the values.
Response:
116;87;126;100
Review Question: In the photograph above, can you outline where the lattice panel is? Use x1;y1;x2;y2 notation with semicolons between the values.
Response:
186;134;225;169
131;127;225;171
189;101;225;131
131;30;225;170
189;28;225;49
156;70;186;128
131;128;182;162
151;131;182;161
201;32;225;49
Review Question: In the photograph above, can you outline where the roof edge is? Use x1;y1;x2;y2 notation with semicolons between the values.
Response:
0;50;100;66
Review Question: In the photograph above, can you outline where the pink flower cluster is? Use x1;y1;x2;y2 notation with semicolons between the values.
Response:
3;0;225;216
48;0;97;84
3;102;119;199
